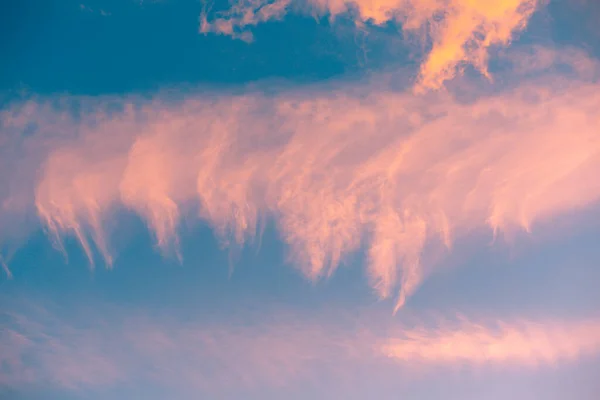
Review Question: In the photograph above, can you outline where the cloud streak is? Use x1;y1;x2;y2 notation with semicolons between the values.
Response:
1;47;599;309
2;303;600;393
200;0;542;91
383;316;600;367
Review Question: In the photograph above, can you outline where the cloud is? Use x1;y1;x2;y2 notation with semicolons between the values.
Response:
200;0;543;91
79;4;111;16
0;253;11;278
1;47;599;310
200;0;293;42
0;304;368;392
2;303;600;393
382;316;600;367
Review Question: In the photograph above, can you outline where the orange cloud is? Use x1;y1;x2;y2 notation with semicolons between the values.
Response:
201;0;542;90
1;48;599;310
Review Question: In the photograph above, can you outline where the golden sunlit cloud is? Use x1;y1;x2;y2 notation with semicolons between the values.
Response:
201;0;542;90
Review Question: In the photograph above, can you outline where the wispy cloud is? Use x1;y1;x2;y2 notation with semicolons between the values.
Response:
382;316;600;367
79;4;111;16
2;303;600;393
200;0;292;42
0;253;11;278
1;47;599;309
201;0;543;91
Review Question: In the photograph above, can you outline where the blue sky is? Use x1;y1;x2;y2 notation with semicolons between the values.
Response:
2;1;600;399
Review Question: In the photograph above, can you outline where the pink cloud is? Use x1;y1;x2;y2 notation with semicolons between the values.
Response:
382;316;600;367
1;47;599;310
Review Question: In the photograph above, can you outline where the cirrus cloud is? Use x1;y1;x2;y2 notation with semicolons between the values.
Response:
0;47;599;310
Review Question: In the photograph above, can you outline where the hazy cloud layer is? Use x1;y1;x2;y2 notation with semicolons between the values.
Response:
201;0;543;91
2;303;600;394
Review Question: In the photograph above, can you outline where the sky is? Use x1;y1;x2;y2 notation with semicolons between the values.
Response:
1;0;600;399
